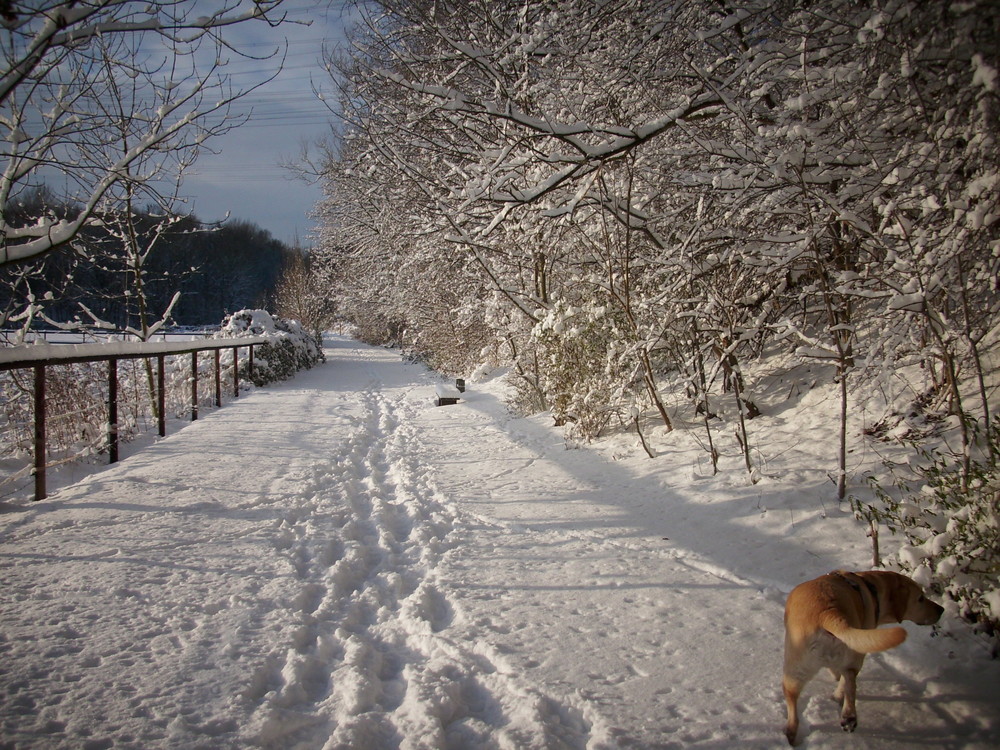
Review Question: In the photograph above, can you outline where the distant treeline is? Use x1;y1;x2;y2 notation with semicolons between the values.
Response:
1;189;297;329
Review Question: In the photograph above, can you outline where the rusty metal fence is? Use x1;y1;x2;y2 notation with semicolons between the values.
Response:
0;338;267;501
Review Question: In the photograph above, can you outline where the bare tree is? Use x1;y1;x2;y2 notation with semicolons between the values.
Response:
273;250;337;341
1;0;292;266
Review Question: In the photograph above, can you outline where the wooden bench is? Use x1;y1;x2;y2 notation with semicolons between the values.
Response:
435;383;462;406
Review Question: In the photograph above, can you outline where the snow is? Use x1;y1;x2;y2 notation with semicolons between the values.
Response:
1;335;997;749
972;54;998;92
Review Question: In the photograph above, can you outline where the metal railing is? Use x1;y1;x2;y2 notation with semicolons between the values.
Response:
0;337;268;501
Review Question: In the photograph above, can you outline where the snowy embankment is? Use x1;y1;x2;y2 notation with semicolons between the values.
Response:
1;335;997;749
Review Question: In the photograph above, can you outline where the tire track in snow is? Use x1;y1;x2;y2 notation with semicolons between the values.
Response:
245;386;593;749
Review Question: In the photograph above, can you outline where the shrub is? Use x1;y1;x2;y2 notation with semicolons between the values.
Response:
219;309;324;386
852;425;1000;645
531;300;632;439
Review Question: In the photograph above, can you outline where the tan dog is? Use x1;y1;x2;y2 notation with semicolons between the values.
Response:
782;570;943;745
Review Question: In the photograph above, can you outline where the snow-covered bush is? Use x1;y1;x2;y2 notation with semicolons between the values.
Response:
219;309;324;386
350;309;406;351
0;362;107;465
853;427;1000;644
532;300;632;439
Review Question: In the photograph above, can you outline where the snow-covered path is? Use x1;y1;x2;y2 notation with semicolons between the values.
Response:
1;336;997;749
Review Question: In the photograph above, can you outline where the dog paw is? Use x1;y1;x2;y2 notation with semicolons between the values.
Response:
840;716;857;733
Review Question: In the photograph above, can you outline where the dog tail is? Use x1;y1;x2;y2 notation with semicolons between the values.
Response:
819;612;907;653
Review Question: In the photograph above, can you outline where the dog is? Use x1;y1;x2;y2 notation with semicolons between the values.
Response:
782;569;943;745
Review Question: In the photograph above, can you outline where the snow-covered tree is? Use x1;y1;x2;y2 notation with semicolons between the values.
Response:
310;0;1000;645
316;0;997;465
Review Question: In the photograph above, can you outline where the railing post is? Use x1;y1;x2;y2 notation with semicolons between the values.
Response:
33;364;46;501
191;351;198;421
232;346;239;397
249;344;255;381
108;358;119;464
214;349;222;408
157;354;166;437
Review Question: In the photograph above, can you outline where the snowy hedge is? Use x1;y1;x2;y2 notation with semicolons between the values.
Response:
853;426;1000;645
219;310;324;386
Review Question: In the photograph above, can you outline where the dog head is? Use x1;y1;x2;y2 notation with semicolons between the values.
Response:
886;573;944;626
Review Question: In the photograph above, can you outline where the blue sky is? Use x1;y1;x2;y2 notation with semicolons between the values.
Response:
178;1;352;248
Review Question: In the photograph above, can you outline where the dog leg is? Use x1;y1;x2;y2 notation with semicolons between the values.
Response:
839;668;859;732
783;674;803;745
830;668;845;703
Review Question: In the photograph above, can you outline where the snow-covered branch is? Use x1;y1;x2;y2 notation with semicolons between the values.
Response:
1;0;292;266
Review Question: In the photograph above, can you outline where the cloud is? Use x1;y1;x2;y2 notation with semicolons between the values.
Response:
179;0;351;246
